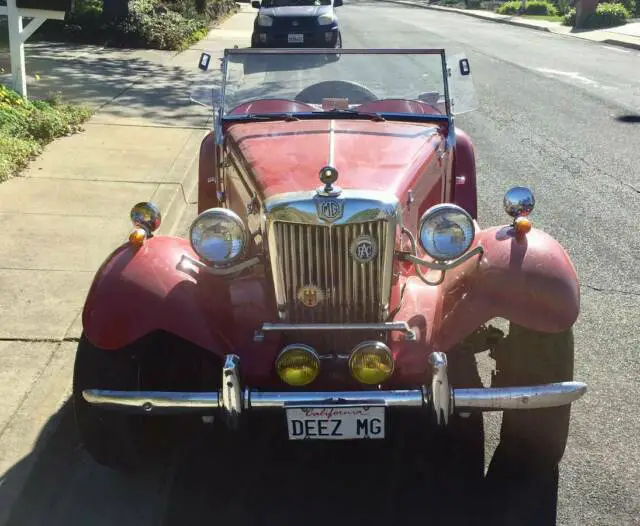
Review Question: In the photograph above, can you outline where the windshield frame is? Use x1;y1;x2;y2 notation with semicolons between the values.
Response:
213;48;455;146
221;48;451;114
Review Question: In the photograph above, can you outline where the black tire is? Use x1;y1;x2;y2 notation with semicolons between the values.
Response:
485;324;575;525
73;332;216;472
73;334;159;471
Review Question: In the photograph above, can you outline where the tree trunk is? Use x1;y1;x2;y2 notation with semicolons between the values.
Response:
102;0;129;20
575;0;597;27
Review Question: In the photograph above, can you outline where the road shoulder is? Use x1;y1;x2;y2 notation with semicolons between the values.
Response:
382;0;640;51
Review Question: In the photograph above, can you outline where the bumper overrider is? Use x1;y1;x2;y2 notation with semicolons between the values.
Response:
82;351;587;429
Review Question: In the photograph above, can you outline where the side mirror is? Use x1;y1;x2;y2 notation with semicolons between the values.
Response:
334;0;343;6
251;1;261;8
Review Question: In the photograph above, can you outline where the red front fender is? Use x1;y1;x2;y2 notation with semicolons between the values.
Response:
81;237;278;381
384;225;580;385
432;225;580;353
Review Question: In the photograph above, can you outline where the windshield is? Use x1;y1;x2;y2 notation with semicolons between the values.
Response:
261;0;332;6
220;49;451;120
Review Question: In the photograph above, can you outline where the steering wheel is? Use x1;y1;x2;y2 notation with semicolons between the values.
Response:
294;80;379;105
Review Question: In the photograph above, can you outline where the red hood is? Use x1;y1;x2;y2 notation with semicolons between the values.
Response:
226;119;444;200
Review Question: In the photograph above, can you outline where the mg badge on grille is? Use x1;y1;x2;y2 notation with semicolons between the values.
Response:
350;235;378;264
292;20;299;26
317;199;344;222
297;284;324;308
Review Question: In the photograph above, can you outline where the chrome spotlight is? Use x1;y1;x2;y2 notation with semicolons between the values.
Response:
503;187;535;218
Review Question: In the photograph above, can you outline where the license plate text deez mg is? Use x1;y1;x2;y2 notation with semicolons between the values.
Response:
285;405;386;440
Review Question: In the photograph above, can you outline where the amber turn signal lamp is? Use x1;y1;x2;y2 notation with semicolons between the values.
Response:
514;216;532;236
129;227;147;246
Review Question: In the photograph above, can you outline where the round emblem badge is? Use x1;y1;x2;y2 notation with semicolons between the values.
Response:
297;284;324;308
350;235;378;264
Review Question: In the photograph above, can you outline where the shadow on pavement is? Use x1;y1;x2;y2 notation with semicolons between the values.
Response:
1;401;562;526
163;418;562;526
0;43;213;127
2;399;174;526
615;114;640;123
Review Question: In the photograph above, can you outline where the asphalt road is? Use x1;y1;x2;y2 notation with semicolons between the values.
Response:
6;3;639;526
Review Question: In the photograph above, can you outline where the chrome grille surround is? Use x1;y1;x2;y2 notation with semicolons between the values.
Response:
263;190;401;329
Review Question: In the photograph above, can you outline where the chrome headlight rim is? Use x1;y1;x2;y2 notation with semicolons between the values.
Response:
188;207;249;266
418;203;476;262
348;340;395;385
276;344;321;364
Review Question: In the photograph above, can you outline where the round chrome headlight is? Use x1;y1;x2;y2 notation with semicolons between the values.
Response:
418;204;475;261
189;208;248;265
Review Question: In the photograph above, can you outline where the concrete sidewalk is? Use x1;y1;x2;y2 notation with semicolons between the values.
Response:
0;5;255;526
387;1;640;50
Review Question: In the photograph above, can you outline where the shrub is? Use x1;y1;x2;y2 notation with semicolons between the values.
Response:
562;6;576;23
554;0;572;15
496;0;522;14
524;0;559;14
599;0;635;15
35;0;239;51
496;0;557;14
74;0;103;15
117;0;210;50
0;85;92;182
583;2;630;27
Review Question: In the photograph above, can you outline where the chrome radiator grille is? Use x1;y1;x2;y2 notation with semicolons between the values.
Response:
272;220;390;324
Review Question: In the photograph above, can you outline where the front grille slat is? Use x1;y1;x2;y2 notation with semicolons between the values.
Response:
274;220;389;344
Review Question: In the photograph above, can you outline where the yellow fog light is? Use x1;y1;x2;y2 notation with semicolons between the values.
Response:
349;341;395;385
276;345;321;386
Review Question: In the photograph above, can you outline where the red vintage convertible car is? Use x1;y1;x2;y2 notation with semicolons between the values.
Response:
74;48;586;479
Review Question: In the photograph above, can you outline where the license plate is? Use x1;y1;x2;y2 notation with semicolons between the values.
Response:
288;33;304;43
286;405;385;440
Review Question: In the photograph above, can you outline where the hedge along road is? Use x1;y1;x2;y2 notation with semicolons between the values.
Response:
5;2;640;526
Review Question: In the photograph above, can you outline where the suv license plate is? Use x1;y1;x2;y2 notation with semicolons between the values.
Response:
285;405;385;440
288;33;304;43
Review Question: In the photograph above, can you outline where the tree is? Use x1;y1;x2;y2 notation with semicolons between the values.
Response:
575;0;598;27
102;0;128;20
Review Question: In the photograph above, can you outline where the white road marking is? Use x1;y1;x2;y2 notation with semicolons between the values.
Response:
535;67;605;88
603;45;631;54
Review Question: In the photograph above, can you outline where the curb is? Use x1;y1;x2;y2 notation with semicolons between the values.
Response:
152;127;207;238
383;1;640;50
602;37;640;50
385;1;551;31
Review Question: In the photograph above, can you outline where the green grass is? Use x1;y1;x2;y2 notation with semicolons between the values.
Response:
0;85;92;182
521;14;564;21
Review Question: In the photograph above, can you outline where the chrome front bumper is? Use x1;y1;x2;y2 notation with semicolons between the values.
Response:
82;352;587;428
